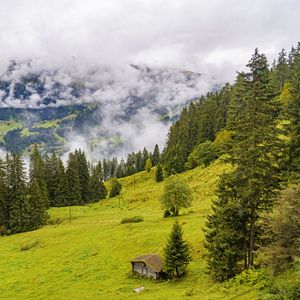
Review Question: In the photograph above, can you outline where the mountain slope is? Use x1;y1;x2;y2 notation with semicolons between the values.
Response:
0;62;215;156
0;158;266;300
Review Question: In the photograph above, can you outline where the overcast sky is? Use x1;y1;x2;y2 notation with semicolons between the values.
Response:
0;0;299;82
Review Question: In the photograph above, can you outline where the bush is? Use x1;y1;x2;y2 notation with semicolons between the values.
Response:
109;178;122;198
186;141;218;170
121;216;144;224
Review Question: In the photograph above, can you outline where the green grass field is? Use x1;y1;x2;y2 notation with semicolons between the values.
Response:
0;159;265;300
0;120;23;142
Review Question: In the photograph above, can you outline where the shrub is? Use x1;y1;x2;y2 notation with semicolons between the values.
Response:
121;216;144;224
109;178;122;198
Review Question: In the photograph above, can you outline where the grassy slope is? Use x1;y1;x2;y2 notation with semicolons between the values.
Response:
0;159;262;300
0;120;23;142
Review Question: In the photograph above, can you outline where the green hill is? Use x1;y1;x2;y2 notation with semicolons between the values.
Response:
0;159;266;300
0;160;268;299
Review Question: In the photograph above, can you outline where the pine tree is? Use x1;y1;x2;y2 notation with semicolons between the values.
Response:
0;158;8;230
204;173;247;281
152;144;160;166
164;220;191;277
28;178;48;230
66;153;81;205
52;157;68;206
45;153;56;204
205;49;283;280
142;147;149;169
116;159;125;178
288;43;300;174
155;164;164;182
29;144;49;208
75;150;90;204
7;153;31;233
89;165;107;202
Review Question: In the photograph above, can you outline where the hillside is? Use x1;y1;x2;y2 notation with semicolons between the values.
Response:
0;158;266;300
1;158;284;300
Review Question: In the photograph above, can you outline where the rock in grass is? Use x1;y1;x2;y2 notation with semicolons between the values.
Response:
133;286;145;293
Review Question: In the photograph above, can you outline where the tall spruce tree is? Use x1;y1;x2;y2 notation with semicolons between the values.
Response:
164;220;191;277
205;49;283;280
28;178;48;230
288;43;300;174
155;164;164;182
7;153;31;233
66;153;81;205
52;156;68;207
0;158;8;229
75;150;90;204
29;144;49;208
152;144;160;166
89;165;107;202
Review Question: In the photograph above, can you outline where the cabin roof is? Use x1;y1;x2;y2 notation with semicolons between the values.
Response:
131;254;163;273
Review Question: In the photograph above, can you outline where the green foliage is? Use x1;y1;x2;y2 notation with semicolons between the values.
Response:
28;179;49;230
163;84;231;175
66;152;81;205
155;164;164;182
204;173;246;282
75;149;90;204
261;184;300;273
120;215;144;224
205;48;284;281
109;177;122;198
186;141;218;169
160;175;193;216
89;165;107;203
152;144;160;166
145;158;152;172
213;129;232;153
29;144;49;208
164;220;191;277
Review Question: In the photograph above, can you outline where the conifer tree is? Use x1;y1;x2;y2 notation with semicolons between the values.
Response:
152;144;160;166
164;220;191;277
0;158;8;229
45;153;56;204
7;153;31;233
116;159;125;178
89;165;107;202
66;153;81;205
205;49;283;279
29;144;49;208
288;43;300;174
75;150;90;204
155;164;164;182
142;147;149;169
28;178;48;229
52;156;68;206
204;173;247;281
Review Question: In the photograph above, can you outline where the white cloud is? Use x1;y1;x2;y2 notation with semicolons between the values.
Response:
0;0;298;81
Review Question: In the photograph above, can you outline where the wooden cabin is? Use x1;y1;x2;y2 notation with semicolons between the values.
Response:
131;254;163;279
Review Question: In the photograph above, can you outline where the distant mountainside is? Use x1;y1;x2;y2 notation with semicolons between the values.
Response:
0;61;216;157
